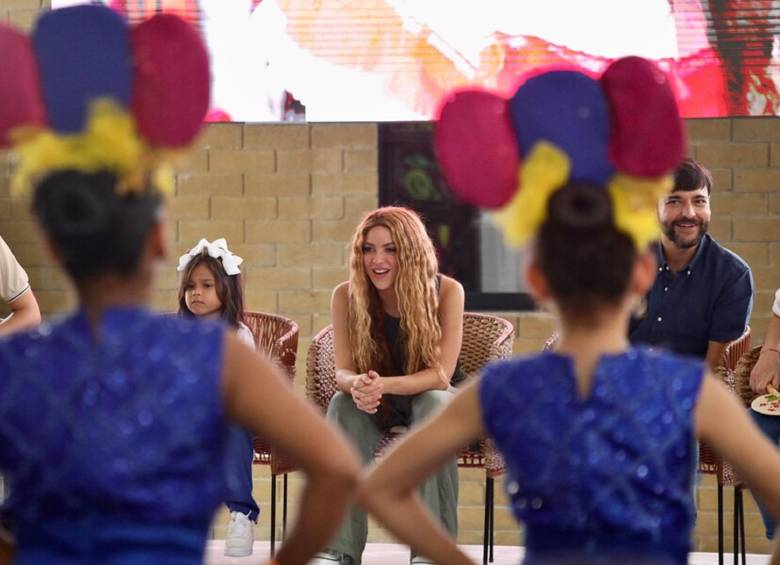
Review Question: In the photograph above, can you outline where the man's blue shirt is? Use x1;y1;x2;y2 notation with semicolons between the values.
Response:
629;234;753;358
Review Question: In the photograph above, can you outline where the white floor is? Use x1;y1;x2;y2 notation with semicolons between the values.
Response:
205;541;770;564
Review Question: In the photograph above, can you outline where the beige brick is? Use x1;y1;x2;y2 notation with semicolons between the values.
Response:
1;221;38;243
195;123;242;149
770;194;780;214
513;337;545;355
150;290;178;312
0;198;10;220
708;216;732;241
278;243;344;267
177;173;242;196
696;143;768;168
755;289;777;316
8;8;36;30
733;217;780;241
516;313;557;339
686;119;731;142
210;149;275;174
312;312;333;334
288;314;312;339
178;149;209;174
36;289;71;314
226;243;276;267
9;241;49;266
344;148;378;172
244;124;309;149
246;267;311;290
246;220;310;243
770;243;780;266
3;0;39;8
770;143;780;167
10;197;32;221
312;173;378;195
751;266;780;290
0;174;10;198
244;289;277;312
244;173;310;197
312;266;348;289
712;192;766;215
155;268;180;291
726;242;769;267
278;197;343;220
278;290;332;313
344;195;378;218
178;220;243;245
750;315;771;340
733;117;780;142
167;196;209;219
709;168;732;191
311;123;377;148
313;219;359;242
277;148;342;174
211;197;277;220
733;168;780;192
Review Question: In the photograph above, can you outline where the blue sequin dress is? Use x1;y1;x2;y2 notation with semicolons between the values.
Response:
480;347;704;564
0;306;229;564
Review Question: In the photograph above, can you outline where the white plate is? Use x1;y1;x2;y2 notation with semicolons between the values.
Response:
751;392;780;416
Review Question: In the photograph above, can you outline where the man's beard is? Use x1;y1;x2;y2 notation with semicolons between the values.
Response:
661;217;708;249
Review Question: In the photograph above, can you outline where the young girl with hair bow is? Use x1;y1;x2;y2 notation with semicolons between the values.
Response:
177;237;258;558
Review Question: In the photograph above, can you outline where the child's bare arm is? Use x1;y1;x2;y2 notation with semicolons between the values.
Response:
221;334;361;565
357;380;485;565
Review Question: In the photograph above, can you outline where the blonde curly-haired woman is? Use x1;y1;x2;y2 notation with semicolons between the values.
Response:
312;207;466;565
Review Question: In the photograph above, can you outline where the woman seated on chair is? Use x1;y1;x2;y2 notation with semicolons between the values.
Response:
311;206;465;565
748;288;780;541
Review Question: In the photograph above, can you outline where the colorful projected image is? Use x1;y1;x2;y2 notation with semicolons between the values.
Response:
54;0;780;121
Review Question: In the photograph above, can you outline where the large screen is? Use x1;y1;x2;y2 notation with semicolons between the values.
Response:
53;0;780;121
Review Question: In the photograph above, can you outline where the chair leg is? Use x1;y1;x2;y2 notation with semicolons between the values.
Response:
737;487;746;565
271;473;277;556
282;473;289;539
489;477;495;563
718;483;724;565
733;487;739;565
482;478;491;565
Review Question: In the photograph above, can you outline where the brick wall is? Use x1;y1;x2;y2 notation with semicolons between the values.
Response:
3;0;780;553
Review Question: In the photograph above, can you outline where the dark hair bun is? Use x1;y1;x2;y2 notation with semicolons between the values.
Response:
33;170;161;280
546;182;612;233
36;171;114;238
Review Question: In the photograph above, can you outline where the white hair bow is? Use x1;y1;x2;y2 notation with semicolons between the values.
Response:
177;238;244;276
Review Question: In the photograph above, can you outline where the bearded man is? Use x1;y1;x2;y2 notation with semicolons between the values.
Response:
629;158;754;369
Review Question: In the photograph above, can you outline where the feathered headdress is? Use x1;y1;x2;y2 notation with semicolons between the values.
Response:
0;4;211;196
434;57;685;250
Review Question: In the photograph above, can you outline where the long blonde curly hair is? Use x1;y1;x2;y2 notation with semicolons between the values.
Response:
348;207;442;375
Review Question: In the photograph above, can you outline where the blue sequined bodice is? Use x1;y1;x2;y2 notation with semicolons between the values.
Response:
480;347;704;564
0;307;228;563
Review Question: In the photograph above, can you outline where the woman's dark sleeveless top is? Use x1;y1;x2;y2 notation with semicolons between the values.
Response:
371;276;466;428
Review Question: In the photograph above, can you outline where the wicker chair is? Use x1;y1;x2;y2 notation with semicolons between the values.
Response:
698;326;751;565
243;311;300;554
306;312;514;565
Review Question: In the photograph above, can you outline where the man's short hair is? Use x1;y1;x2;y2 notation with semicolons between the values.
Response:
674;158;712;195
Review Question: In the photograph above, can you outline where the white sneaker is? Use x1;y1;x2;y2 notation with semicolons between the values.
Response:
224;511;254;557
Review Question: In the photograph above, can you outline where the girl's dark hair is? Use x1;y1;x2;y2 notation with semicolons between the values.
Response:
177;252;244;329
534;183;636;321
32;170;161;281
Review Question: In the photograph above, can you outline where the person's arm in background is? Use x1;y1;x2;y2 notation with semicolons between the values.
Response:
706;267;753;371
750;289;780;394
0;289;41;336
0;236;41;336
222;334;360;565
